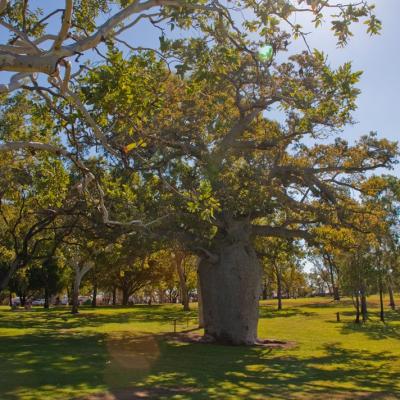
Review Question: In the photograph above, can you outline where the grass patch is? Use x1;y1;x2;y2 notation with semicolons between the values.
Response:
0;297;399;399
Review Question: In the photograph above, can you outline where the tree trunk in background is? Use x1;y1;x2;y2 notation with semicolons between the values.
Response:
0;259;22;294
388;281;396;310
379;278;385;323
112;287;117;306
262;279;268;300
71;261;93;314
8;292;12;307
175;251;190;311
326;255;340;301
67;286;72;305
19;294;26;307
198;222;263;345
71;274;80;314
197;266;204;328
276;266;283;311
360;287;368;323
354;292;360;323
44;287;50;309
91;283;97;307
122;288;129;306
333;286;340;302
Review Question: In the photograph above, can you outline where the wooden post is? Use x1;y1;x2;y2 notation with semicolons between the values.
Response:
336;312;340;322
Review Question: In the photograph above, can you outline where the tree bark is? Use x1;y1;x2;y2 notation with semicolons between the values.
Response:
71;274;80;314
387;280;396;310
360;286;368;323
122;288;130;306
71;261;93;314
91;283;97;307
262;278;268;300
175;251;190;311
44;287;50;309
197;266;204;328
276;266;283;311
198;227;263;345
324;253;340;301
112;286;117;306
354;292;360;324
0;259;22;293
19;294;26;307
379;278;385;323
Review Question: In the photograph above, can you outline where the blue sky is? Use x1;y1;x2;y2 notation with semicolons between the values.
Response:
298;0;400;171
0;1;398;167
1;1;398;169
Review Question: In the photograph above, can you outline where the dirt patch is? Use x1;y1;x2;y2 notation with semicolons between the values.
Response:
165;331;296;348
77;386;200;400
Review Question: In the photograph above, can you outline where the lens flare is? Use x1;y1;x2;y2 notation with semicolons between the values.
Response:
258;45;273;61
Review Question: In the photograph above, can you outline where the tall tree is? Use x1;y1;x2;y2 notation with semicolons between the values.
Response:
79;6;396;343
0;1;393;344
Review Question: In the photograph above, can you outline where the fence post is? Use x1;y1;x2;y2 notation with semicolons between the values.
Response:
336;312;340;322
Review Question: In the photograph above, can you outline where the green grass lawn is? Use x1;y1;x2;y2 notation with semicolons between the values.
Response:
0;296;399;400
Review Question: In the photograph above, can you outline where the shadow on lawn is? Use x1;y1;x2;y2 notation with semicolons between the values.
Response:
300;299;355;309
259;306;316;319
0;305;197;332
340;320;400;341
1;330;399;400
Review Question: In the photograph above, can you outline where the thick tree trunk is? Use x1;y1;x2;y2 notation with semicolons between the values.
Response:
175;252;190;311
198;238;262;345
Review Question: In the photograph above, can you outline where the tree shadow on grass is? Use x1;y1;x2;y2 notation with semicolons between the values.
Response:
259;306;316;319
1;331;399;400
0;305;198;333
0;331;108;400
300;299;354;309
100;338;400;399
340;320;400;341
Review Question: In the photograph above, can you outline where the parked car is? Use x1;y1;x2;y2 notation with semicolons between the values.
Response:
31;299;45;306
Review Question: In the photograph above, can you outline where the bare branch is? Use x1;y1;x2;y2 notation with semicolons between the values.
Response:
52;0;73;50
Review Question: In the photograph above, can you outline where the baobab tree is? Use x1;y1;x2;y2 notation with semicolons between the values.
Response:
0;1;395;344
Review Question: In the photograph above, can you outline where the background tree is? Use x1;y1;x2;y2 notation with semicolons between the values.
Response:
28;257;66;308
0;1;393;345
